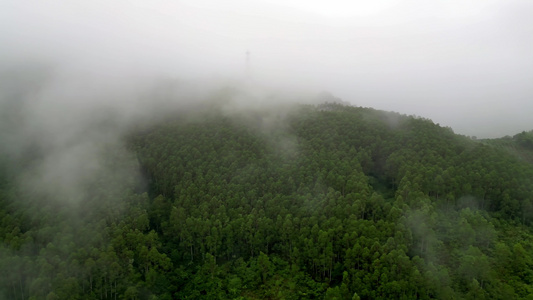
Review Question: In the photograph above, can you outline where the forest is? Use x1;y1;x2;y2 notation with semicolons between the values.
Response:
2;99;533;299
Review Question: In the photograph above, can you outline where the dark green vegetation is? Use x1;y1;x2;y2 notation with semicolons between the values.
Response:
482;131;533;165
2;102;533;299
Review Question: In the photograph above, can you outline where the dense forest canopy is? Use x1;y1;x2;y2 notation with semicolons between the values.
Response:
2;95;533;299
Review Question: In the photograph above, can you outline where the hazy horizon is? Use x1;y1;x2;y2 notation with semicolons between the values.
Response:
2;0;533;138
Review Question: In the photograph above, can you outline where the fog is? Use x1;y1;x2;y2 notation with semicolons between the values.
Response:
0;3;531;297
1;0;533;139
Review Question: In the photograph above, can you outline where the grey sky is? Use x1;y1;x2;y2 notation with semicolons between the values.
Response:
1;0;532;137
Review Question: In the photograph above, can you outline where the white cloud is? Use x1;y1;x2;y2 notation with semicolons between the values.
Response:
1;0;532;137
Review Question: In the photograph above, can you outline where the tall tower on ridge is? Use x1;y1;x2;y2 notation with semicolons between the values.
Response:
245;50;251;81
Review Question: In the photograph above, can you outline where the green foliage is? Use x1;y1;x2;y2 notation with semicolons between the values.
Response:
2;102;533;299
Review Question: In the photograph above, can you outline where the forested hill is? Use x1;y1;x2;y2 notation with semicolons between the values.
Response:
2;102;533;299
481;130;533;165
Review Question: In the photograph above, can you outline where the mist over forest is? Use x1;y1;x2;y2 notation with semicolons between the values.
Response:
2;0;533;138
2;1;533;299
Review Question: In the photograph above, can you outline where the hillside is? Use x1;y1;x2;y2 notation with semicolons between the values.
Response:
482;131;533;165
2;102;533;299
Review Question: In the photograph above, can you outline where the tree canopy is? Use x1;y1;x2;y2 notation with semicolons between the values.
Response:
2;101;533;299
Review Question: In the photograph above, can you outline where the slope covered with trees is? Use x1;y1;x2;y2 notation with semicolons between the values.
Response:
2;101;533;299
482;131;533;166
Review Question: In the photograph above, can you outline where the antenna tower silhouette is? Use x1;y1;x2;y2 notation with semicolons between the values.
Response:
245;50;251;80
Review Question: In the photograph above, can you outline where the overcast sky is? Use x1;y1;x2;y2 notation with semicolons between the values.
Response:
1;0;532;138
